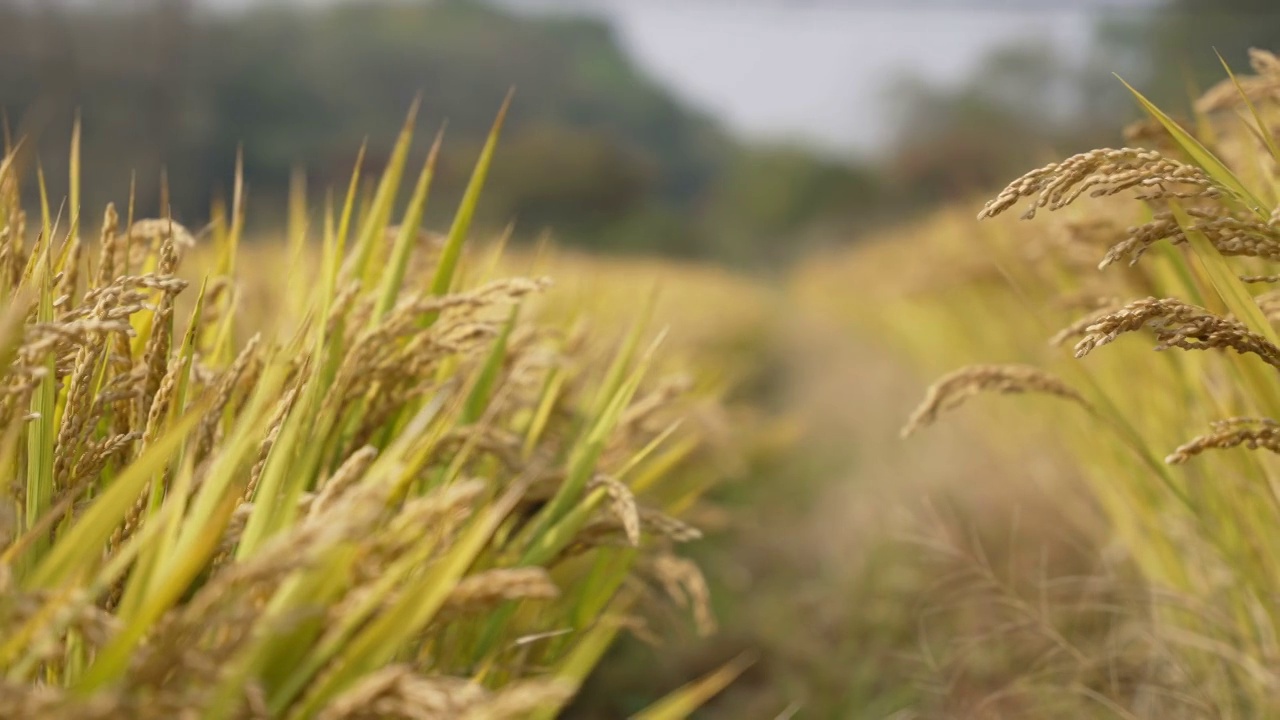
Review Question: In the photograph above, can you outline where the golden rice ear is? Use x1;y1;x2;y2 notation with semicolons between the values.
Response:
902;364;1091;438
649;553;715;637
1168;417;1280;464
589;475;640;547
1071;296;1280;370
439;567;559;619
978;148;1221;221
1097;207;1280;270
316;668;572;720
1050;299;1126;348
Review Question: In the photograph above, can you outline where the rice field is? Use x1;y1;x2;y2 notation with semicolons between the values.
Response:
0;104;753;718
5;41;1280;720
798;48;1280;717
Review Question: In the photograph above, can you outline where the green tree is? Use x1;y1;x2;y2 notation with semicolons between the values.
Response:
700;145;882;266
1094;0;1280;109
882;43;1118;208
0;0;731;244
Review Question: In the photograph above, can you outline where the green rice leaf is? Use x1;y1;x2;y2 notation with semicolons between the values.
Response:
631;653;756;720
349;99;420;285
527;611;628;720
429;89;514;300
284;480;527;718
24;407;204;591
1171;201;1278;344
1117;74;1266;215
1215;49;1280;166
463;305;517;423
22;259;56;570
376;127;445;320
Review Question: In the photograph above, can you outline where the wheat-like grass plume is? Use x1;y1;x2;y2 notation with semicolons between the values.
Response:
1073;296;1280;369
1098;209;1280;269
902;364;1091;437
979;148;1220;221
1167;418;1280;464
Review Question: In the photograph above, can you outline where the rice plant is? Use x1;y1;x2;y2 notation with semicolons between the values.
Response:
0;100;742;718
862;48;1280;716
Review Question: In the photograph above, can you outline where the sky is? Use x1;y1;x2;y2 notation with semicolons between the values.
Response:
202;0;1161;156
496;0;1108;156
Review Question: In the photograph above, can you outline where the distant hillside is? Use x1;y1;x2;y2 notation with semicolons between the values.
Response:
0;0;736;249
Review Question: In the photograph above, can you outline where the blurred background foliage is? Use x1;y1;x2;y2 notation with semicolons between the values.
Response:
0;0;1269;261
1;0;1271;268
2;0;826;261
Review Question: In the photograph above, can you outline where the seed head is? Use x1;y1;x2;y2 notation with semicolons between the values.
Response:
902;364;1090;438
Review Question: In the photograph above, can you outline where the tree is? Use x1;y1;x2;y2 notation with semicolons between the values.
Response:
881;43;1119;208
0;0;733;242
1095;0;1280;109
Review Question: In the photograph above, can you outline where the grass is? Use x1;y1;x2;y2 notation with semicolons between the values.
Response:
0;102;743;718
806;48;1280;717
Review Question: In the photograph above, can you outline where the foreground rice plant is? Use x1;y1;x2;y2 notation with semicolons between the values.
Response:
0;102;736;718
809;50;1280;716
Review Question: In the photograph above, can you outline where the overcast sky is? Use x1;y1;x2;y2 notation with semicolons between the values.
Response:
496;0;1107;155
201;0;1160;155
